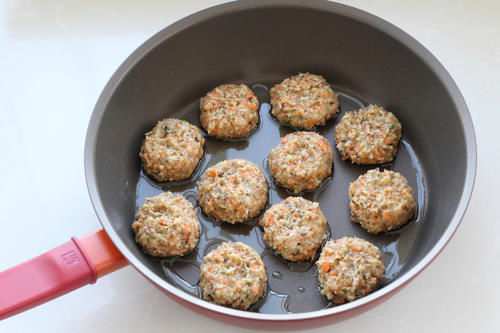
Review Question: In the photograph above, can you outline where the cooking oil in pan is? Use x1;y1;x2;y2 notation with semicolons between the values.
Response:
134;82;427;314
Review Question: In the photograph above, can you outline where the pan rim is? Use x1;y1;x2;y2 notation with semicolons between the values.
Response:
84;0;477;321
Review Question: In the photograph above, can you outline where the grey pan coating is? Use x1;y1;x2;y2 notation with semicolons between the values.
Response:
84;0;476;327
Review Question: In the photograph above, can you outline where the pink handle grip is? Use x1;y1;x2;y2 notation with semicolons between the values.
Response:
0;237;97;320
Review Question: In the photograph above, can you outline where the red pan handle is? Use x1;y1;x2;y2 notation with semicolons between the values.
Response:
0;229;127;320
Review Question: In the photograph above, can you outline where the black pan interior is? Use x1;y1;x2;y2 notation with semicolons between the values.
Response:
92;3;468;314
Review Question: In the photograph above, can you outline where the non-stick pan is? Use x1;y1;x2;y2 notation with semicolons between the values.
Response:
0;0;476;329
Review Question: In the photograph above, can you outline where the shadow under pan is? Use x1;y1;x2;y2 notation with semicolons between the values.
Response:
86;0;475;323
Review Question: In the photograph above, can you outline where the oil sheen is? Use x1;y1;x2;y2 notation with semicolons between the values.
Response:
135;81;427;314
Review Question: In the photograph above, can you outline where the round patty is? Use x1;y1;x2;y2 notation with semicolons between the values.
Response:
259;196;328;262
268;131;333;193
199;242;267;310
200;84;259;138
132;192;200;257
198;159;269;224
316;237;385;304
140;118;205;182
334;104;402;164
269;72;339;129
349;169;416;234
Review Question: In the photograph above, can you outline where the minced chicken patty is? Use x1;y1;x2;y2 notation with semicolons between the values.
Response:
268;131;333;193
199;242;267;310
140;118;205;182
198;159;268;224
334;104;402;164
269;72;339;130
132;192;200;257
349;169;416;234
316;237;385;304
200;84;260;138
259;197;328;262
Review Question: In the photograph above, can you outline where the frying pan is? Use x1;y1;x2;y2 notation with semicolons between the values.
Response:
0;0;476;329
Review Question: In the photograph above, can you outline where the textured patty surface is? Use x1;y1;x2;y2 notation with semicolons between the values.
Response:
140;118;204;182
334;104;402;164
349;169;416;234
270;72;339;130
199;242;267;310
317;237;385;304
200;84;259;138
268;131;333;193
259;196;328;262
198;159;269;224
132;192;200;257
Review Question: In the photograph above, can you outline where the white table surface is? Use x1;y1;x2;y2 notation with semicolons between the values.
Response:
0;0;497;332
